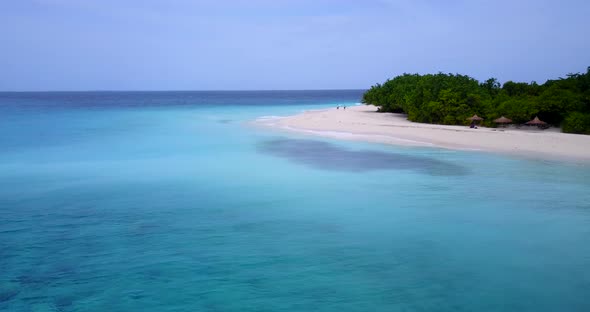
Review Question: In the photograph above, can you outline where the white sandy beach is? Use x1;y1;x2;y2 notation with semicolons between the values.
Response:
257;105;590;162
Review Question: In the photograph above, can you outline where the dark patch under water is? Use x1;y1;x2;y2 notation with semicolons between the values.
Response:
258;138;468;176
0;289;19;303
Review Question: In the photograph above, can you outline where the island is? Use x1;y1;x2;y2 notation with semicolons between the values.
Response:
257;67;590;162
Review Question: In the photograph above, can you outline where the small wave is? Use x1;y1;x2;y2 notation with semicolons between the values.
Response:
299;108;330;113
256;115;286;121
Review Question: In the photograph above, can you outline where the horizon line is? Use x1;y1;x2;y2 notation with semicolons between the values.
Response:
0;88;367;93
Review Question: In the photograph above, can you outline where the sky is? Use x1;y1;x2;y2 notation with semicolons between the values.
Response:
1;0;589;91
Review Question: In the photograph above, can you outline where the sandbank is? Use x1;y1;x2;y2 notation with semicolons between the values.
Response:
256;105;590;162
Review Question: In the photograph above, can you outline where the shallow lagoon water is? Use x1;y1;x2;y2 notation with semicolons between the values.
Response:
1;91;589;311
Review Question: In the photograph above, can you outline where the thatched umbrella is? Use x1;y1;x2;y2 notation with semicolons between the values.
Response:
466;114;483;128
467;114;484;121
525;116;547;126
494;116;512;124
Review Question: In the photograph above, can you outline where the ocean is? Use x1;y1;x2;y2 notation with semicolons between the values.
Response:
1;91;589;311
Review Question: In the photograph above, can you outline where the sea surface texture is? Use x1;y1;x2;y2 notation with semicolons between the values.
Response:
1;91;589;312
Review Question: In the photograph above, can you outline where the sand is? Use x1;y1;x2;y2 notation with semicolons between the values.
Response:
256;105;590;162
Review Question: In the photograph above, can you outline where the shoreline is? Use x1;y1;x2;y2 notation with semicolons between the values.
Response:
254;105;590;163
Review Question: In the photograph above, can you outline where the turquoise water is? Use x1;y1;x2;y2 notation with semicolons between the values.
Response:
1;91;589;311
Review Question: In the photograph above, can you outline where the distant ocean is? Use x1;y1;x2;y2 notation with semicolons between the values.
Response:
1;91;589;311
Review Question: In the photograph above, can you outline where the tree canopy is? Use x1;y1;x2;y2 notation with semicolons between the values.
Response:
362;67;590;134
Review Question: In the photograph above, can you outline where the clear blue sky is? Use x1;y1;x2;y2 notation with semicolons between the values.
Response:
1;0;589;91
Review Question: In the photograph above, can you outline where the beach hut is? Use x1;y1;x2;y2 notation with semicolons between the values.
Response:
525;116;547;126
467;114;484;121
494;116;512;128
493;116;512;124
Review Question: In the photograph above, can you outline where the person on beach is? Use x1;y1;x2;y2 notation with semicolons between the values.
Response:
344;106;347;110
337;106;340;110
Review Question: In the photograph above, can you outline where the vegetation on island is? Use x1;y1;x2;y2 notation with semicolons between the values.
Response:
362;67;590;134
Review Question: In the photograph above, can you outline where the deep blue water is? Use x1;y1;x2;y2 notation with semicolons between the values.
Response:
1;91;589;311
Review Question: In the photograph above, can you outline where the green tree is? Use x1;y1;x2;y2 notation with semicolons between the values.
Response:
363;67;590;134
562;112;590;134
